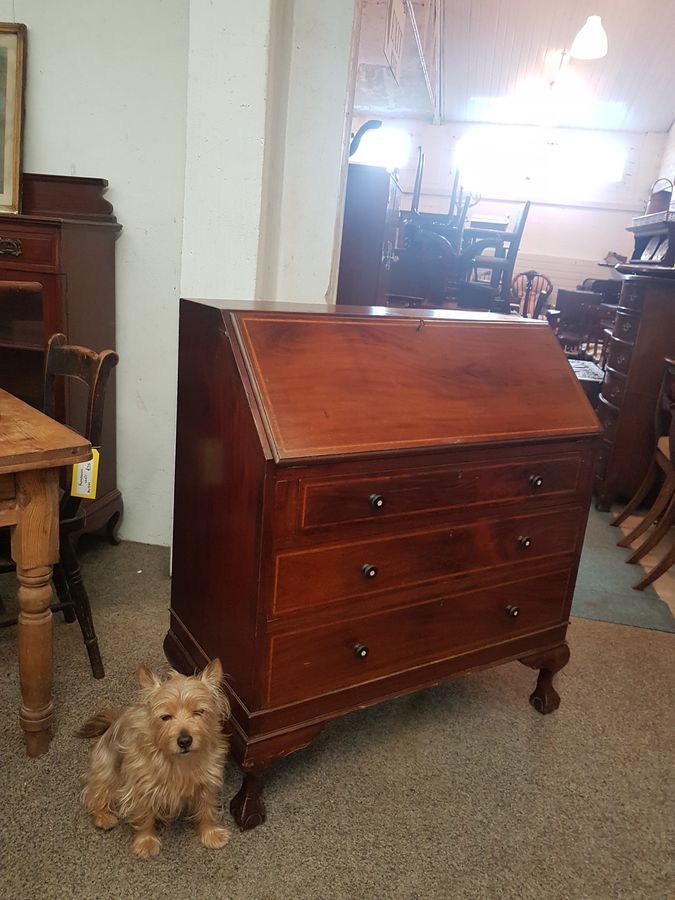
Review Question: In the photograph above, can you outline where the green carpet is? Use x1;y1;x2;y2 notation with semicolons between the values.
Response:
572;507;675;633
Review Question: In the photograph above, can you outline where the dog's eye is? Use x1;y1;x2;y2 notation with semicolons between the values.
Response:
160;714;172;721
193;709;205;717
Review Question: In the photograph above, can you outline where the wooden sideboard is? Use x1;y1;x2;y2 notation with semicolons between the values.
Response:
0;173;123;539
595;269;675;509
166;299;600;829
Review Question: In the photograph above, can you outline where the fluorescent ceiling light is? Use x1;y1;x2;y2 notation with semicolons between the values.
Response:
570;16;608;60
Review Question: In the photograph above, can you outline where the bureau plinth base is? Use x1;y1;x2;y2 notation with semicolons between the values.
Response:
520;642;570;714
230;773;266;831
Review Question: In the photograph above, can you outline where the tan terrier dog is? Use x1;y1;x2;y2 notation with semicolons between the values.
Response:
78;659;230;859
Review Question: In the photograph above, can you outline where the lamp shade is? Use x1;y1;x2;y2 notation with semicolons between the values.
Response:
570;15;608;60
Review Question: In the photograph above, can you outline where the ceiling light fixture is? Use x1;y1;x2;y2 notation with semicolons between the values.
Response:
570;15;608;60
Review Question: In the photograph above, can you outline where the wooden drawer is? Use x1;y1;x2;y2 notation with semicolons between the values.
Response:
602;367;627;407
299;454;584;531
596;395;620;443
618;281;645;312
267;568;571;705
605;336;633;375
0;473;14;500
272;506;583;615
613;310;639;343
0;226;58;268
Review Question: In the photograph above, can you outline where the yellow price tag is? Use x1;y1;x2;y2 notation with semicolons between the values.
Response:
71;449;100;500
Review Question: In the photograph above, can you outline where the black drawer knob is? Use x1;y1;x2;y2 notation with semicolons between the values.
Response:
505;605;520;618
369;493;385;510
518;535;532;549
354;643;369;659
529;474;543;489
362;564;378;579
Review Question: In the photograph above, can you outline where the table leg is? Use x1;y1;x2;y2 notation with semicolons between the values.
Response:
10;469;60;757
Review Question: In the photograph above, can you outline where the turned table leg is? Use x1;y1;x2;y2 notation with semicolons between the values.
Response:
520;643;570;715
230;771;266;831
10;469;60;756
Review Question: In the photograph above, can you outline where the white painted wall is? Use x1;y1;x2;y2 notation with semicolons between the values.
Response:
181;0;271;300
273;0;360;303
3;0;189;546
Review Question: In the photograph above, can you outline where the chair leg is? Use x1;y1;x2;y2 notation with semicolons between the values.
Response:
617;473;675;547
633;539;675;591
625;494;675;565
611;461;658;527
60;538;105;679
52;561;76;623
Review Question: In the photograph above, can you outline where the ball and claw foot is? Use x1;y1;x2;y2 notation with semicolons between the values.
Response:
520;643;570;716
230;772;266;831
529;678;561;715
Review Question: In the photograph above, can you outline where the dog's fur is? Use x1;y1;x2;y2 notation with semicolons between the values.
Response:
78;659;230;859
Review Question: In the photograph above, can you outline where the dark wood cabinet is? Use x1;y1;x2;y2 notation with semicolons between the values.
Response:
336;163;401;307
0;173;122;537
595;268;675;509
166;299;600;829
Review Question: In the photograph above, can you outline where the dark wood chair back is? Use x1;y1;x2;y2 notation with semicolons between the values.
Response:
43;333;118;517
44;333;118;449
512;271;553;317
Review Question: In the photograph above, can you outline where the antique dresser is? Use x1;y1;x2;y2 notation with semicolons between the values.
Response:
594;269;675;509
166;299;601;829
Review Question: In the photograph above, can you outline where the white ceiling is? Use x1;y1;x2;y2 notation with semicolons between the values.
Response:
355;0;675;132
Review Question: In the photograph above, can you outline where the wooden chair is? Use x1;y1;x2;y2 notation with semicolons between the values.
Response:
512;271;553;318
461;202;531;303
611;357;675;591
550;289;608;362
0;333;119;677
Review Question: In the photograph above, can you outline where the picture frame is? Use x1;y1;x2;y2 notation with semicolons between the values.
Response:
0;23;26;214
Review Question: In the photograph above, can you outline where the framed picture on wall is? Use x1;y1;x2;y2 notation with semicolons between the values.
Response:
0;23;26;213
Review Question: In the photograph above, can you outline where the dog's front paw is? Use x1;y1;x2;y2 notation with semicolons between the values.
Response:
92;810;118;830
132;832;161;859
200;824;230;849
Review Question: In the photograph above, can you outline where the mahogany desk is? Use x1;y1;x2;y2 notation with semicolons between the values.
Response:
0;388;90;756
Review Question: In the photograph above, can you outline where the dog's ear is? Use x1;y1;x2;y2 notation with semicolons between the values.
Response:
200;658;223;688
136;662;161;690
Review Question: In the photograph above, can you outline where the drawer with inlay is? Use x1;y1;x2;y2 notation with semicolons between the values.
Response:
605;335;633;375
271;506;583;615
618;281;645;312
266;568;572;706
601;367;627;407
296;454;585;532
613;310;639;342
0;226;59;268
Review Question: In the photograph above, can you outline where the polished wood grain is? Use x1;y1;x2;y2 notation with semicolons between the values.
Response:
0;388;90;755
234;313;600;461
167;300;599;828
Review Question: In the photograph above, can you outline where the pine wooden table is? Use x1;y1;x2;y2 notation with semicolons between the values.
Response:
0;388;90;756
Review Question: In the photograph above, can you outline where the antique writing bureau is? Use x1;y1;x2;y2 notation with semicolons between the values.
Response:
166;299;601;829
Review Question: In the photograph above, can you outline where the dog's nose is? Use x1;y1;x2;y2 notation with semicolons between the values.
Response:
177;732;193;751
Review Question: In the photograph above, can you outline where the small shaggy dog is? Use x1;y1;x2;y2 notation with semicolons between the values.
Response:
78;659;230;859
